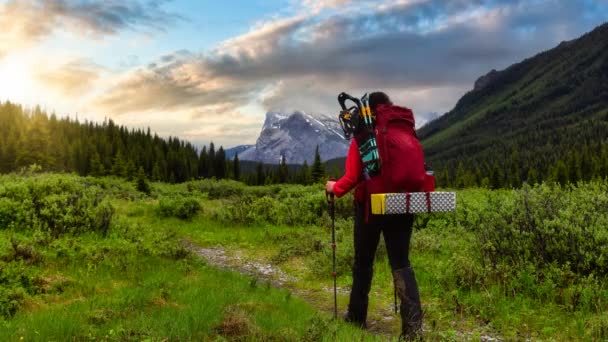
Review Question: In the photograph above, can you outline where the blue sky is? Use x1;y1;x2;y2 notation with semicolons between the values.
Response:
0;0;606;148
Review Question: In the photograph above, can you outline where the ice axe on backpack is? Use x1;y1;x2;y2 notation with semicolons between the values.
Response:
325;177;338;319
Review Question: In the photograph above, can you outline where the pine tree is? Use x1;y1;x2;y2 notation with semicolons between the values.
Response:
16;115;52;169
90;151;105;176
526;167;538;185
567;152;582;183
215;146;226;179
151;162;162;181
454;162;467;189
125;159;137;181
474;166;483;187
509;160;520;188
439;168;450;188
581;148;593;182
198;146;208;178
311;146;325;182
507;149;520;188
601;144;608;179
555;160;569;185
489;162;503;189
111;151;126;177
233;153;240;181
0;133;17;173
255;162;265;185
278;155;288;183
208;142;216;178
135;166;151;195
299;160;311;185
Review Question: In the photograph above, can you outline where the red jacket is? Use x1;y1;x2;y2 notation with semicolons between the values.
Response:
333;139;365;202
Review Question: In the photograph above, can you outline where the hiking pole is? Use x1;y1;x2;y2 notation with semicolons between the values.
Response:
326;177;337;319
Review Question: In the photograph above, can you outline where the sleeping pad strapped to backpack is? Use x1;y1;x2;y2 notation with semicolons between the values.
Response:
361;103;426;197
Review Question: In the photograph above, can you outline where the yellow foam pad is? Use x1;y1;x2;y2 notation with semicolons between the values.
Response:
371;193;386;214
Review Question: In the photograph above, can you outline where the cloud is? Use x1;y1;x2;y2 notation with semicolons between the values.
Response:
35;59;103;97
0;0;180;56
92;53;257;116
300;0;356;12
91;0;606;145
181;114;262;146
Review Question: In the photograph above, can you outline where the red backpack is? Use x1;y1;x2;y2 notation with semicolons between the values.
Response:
365;104;426;196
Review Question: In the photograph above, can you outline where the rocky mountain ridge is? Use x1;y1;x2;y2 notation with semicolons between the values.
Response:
235;110;349;164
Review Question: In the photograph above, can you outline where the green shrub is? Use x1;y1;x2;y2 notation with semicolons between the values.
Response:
136;174;151;195
474;182;608;277
158;197;200;220
188;179;245;199
212;185;355;227
0;174;115;237
0;260;40;318
270;231;324;264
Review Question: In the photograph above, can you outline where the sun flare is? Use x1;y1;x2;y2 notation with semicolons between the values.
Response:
0;54;36;104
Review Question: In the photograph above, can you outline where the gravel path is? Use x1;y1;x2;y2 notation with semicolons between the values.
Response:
182;239;399;337
183;241;294;287
183;240;503;341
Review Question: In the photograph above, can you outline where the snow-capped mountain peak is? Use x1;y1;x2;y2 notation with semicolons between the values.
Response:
239;110;349;164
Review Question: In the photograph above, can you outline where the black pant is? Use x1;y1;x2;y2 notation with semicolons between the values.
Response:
353;201;414;271
346;201;415;326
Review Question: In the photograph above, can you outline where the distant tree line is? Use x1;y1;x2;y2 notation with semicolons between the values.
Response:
241;146;329;186
0;101;330;185
431;120;608;189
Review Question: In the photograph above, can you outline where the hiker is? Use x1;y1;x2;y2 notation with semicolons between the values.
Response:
326;92;423;339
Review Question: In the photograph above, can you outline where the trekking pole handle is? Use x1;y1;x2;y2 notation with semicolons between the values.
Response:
326;177;336;203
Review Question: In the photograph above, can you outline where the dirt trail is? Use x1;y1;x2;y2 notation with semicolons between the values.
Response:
182;240;398;337
183;240;502;341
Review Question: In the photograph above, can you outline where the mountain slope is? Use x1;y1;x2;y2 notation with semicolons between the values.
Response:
225;145;254;159
418;22;608;187
239;111;348;164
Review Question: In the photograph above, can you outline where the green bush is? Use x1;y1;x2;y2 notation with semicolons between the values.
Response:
0;258;41;318
136;175;151;195
473;182;608;277
187;179;245;199
158;197;201;220
431;182;608;315
270;230;324;264
212;185;355;227
0;174;115;237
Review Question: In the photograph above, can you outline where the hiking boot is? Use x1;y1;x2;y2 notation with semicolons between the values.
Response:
345;265;373;328
393;266;422;340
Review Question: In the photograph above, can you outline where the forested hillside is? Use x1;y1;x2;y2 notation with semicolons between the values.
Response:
419;22;608;188
0;102;208;182
0;102;333;185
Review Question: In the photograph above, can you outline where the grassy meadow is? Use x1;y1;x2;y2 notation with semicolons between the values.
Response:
1;173;607;341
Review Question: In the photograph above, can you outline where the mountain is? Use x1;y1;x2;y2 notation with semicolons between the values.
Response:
239;111;349;164
225;145;254;159
417;112;441;128
418;22;608;187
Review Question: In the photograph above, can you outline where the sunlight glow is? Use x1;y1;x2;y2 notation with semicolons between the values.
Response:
0;54;36;104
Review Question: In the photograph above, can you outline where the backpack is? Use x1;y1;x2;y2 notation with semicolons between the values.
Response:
364;104;426;197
